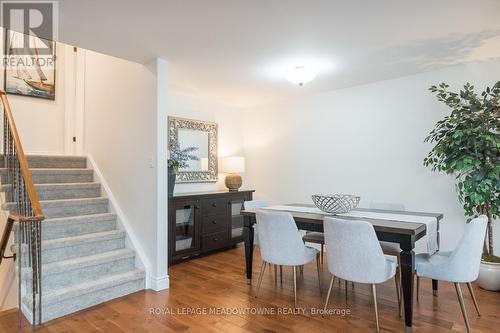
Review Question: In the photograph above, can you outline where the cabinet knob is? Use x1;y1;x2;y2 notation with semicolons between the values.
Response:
212;220;217;224
195;205;200;209
212;203;217;207
213;238;218;242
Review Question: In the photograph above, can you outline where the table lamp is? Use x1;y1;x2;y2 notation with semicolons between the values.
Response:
220;156;245;191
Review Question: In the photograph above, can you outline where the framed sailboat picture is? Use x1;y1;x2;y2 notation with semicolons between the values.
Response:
4;30;56;100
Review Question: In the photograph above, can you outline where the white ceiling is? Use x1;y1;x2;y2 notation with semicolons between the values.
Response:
56;0;500;107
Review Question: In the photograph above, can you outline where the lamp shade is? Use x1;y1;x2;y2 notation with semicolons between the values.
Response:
220;156;245;173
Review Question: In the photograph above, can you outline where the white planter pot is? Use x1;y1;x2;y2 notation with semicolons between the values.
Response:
478;261;500;291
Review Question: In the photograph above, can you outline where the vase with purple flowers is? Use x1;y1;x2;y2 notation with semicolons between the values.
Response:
168;138;199;196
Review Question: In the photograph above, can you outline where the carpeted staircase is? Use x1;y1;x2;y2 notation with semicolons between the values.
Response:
0;155;145;323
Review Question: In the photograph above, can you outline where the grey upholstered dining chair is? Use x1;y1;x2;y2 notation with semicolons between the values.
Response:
255;210;321;308
415;216;487;333
244;200;284;282
323;217;398;333
302;231;325;265
369;202;405;315
243;200;269;246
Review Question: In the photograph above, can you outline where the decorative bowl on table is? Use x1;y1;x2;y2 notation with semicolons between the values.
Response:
312;194;360;214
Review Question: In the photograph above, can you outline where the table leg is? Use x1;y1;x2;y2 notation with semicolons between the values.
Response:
243;219;255;285
432;279;438;296
400;249;415;333
433;220;440;296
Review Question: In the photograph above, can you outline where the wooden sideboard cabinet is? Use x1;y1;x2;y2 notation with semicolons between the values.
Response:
168;190;254;264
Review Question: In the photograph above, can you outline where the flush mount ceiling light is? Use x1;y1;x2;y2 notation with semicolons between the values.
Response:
264;57;333;86
285;65;317;86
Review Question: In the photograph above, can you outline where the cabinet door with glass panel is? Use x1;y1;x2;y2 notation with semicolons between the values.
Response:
228;194;249;243
170;199;201;260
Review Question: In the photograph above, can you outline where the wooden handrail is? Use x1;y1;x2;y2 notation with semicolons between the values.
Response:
0;91;44;219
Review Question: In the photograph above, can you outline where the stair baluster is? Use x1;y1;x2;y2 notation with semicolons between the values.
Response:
0;91;44;329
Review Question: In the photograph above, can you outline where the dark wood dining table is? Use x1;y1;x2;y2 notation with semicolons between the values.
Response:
241;204;443;333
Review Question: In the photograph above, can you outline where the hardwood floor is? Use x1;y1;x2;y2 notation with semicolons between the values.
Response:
1;245;499;332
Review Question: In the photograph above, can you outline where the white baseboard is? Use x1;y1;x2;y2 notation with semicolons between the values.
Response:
150;275;169;291
86;154;153;289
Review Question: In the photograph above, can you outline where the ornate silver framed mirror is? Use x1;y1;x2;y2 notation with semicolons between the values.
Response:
168;116;218;183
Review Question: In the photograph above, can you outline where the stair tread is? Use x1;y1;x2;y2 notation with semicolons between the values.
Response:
0;168;94;186
40;197;107;204
0;168;92;172
25;154;87;158
23;249;135;276
39;182;99;187
43;212;116;223
23;269;145;306
0;155;87;160
24;269;144;306
4;197;108;206
13;213;116;230
42;229;126;249
2;182;100;189
0;155;87;169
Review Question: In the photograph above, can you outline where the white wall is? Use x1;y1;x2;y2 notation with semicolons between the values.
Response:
168;91;245;194
243;59;500;254
84;51;168;288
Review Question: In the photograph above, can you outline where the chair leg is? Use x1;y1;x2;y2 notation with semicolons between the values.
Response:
255;261;267;297
280;265;283;284
466;282;481;316
293;266;298;308
397;257;403;317
274;264;277;284
372;284;380;333
316;254;322;294
320;244;324;265
416;276;420;302
323;275;335;311
394;270;401;317
300;265;304;274
454;282;471;333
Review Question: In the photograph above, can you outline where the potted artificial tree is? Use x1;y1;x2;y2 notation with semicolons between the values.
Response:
424;81;500;291
167;138;199;196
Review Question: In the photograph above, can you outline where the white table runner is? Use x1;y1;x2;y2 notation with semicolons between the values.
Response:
263;205;439;255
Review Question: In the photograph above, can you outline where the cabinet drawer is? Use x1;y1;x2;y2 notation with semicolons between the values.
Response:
202;231;228;251
201;197;228;215
202;214;228;235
